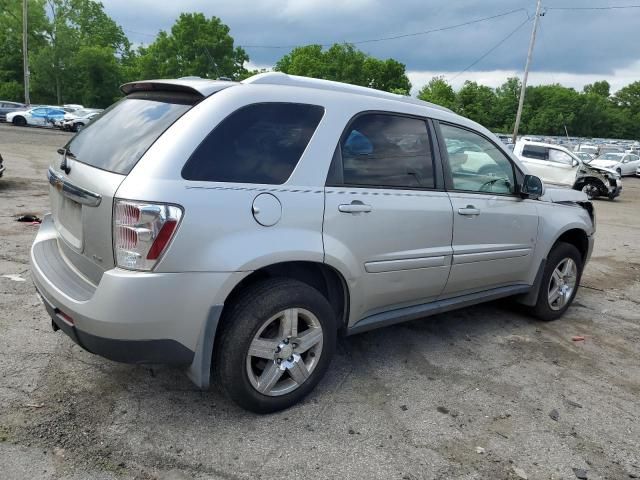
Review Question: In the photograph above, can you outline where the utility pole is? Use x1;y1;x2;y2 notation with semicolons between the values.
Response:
22;0;31;105
512;0;542;144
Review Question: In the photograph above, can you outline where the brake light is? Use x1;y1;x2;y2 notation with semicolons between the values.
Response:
113;200;183;271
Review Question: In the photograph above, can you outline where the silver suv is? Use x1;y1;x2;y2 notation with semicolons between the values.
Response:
31;73;595;413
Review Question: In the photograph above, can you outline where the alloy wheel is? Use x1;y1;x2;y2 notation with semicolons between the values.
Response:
547;258;578;311
245;308;323;396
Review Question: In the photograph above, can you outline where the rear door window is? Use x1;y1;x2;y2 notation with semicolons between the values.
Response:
330;113;435;189
65;91;198;175
521;145;548;160
182;103;324;184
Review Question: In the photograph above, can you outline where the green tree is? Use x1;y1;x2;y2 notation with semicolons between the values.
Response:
30;0;129;105
493;77;521;132
134;13;248;80
456;81;497;127
583;80;610;98
523;84;581;136
417;76;456;109
275;43;411;93
0;0;48;102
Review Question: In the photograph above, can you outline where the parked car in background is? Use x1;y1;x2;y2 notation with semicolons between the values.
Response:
0;101;26;122
514;140;622;200
598;145;625;156
32;73;596;412
6;107;66;127
62;104;84;113
575;145;599;156
589;153;640;176
575;152;595;162
55;109;102;131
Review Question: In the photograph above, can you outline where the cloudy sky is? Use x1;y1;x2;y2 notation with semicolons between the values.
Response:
101;0;640;94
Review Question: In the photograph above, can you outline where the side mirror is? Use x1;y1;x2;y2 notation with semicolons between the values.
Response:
520;174;544;200
572;159;579;167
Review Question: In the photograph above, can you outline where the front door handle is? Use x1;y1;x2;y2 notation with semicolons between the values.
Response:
458;205;480;216
339;201;372;214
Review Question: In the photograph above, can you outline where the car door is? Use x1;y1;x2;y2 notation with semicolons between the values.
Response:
546;148;580;185
30;108;47;126
323;113;453;322
622;154;640;175
517;145;556;182
437;122;539;296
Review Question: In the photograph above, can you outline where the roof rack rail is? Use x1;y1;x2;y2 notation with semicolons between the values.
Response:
241;72;452;113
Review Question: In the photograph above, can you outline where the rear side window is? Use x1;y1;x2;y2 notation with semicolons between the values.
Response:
66;91;197;175
333;113;435;189
182;103;324;184
521;145;548;160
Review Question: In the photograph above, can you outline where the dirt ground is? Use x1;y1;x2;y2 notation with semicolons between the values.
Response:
0;123;639;480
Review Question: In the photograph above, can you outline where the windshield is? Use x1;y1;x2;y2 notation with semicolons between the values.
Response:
65;92;197;175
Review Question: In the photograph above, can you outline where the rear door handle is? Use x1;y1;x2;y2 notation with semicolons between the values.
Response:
458;205;480;216
339;201;372;214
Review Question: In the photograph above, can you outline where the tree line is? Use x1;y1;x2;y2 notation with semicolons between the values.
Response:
1;0;638;139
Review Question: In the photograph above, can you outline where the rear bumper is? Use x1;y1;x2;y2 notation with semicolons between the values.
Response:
41;292;194;364
31;214;247;383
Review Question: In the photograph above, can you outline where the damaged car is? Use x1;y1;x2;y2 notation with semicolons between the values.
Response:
514;140;621;200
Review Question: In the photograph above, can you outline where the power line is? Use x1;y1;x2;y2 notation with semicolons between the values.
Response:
449;16;533;82
240;8;529;49
546;4;640;10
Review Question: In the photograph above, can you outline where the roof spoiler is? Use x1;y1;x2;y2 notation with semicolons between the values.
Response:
120;79;238;97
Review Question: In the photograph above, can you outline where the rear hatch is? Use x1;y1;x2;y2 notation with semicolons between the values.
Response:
49;86;212;284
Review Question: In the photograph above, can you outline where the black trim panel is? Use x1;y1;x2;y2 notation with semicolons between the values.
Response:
348;284;531;335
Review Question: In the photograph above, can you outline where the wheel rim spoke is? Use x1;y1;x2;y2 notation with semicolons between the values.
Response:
294;328;322;354
549;285;560;304
279;308;298;339
248;338;279;360
256;362;284;394
287;357;310;385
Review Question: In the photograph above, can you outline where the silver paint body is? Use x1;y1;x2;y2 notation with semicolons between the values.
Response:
30;74;595;384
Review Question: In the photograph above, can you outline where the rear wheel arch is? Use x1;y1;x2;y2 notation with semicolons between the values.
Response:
220;261;350;332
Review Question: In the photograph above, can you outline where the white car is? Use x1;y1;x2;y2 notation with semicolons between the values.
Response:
6;107;66;127
589;153;640;176
514;140;622;200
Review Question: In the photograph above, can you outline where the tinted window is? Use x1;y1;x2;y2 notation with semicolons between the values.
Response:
548;149;574;165
441;124;515;194
335;114;434;188
66;92;196;175
182;103;324;184
522;145;548;160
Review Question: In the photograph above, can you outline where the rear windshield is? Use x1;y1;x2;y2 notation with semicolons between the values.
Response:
65;92;198;175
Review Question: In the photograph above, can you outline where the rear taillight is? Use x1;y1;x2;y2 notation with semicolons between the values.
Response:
113;200;183;271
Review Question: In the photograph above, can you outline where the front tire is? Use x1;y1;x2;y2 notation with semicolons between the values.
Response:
580;182;599;200
12;116;26;126
528;242;583;321
215;278;336;413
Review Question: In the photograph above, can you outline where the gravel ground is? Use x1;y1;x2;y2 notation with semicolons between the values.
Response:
1;123;639;480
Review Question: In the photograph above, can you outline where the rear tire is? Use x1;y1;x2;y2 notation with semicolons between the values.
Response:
215;278;336;413
527;242;583;321
12;116;26;126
